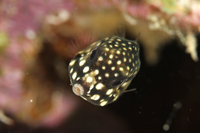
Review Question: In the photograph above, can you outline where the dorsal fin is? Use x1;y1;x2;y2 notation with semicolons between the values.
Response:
106;25;126;38
70;31;94;58
115;25;126;38
135;32;141;42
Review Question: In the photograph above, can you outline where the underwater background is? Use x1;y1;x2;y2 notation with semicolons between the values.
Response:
0;0;200;133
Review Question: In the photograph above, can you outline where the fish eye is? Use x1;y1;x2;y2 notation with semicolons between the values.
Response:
110;78;126;87
89;46;99;61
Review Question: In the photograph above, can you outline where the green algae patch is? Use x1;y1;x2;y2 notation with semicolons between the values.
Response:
0;31;9;53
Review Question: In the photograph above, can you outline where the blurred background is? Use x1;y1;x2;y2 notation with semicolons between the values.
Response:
0;0;200;133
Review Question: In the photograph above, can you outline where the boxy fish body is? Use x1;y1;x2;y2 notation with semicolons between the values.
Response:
68;36;140;106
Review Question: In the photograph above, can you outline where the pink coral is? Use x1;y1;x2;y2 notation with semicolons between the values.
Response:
1;0;74;37
0;0;78;127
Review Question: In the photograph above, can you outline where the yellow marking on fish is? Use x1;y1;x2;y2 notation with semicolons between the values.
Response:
72;72;77;80
106;89;114;95
108;60;112;65
117;60;121;65
69;60;76;66
83;66;90;73
102;66;106;70
98;56;103;61
105;73;109;77
96;83;104;90
111;66;115;71
91;94;100;101
79;60;86;66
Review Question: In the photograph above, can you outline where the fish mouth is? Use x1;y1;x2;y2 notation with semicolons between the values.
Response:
72;84;84;96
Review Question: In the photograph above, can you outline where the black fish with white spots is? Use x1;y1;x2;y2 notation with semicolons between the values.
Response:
68;36;140;106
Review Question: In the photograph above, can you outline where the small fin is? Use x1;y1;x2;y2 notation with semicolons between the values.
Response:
116;25;126;38
123;88;137;94
135;32;141;42
110;25;126;38
71;31;93;47
70;31;94;58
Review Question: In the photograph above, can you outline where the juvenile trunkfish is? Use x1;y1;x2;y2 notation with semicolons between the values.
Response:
68;35;140;106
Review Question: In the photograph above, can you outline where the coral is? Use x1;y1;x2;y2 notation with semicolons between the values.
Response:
0;0;77;127
120;0;200;64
